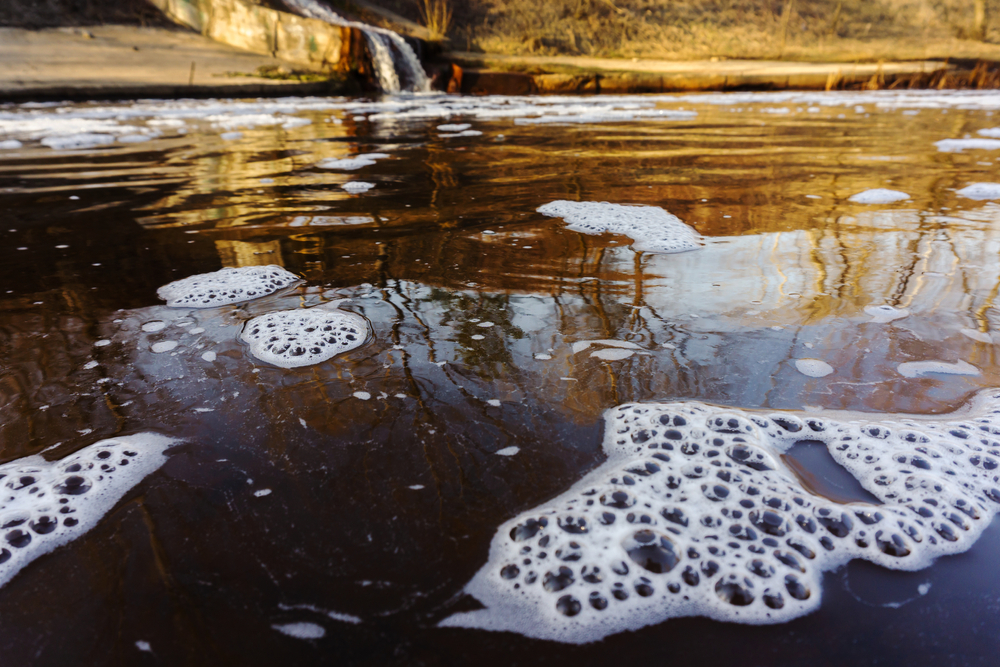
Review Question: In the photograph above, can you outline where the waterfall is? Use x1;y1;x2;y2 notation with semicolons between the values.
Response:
283;0;430;93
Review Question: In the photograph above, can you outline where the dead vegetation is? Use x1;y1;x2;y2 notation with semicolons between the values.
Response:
367;0;1000;62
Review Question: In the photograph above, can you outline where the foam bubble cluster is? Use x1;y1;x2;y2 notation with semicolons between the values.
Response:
157;265;299;308
0;434;176;589
957;183;1000;200
537;201;700;254
442;393;1000;643
240;307;369;368
848;189;910;204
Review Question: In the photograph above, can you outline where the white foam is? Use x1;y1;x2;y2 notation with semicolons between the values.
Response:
151;341;178;354
961;328;993;343
794;359;834;378
864;305;910;324
272;622;325;639
487;399;502;407
957;183;1000;200
353;391;372;400
496;447;521;456
0;433;176;589
94;340;111;347
437;123;471;131
539;201;699;255
157;265;299;308
591;349;636;361
848;189;910;204
141;321;167;333
240;307;368;368
201;351;217;362
220;131;243;141
41;133;116;150
897;360;981;378
342;182;375;193
443;393;1000;642
440;130;483;138
82;361;99;370
316;153;389;170
254;489;272;497
935;138;1000;153
0;140;22;149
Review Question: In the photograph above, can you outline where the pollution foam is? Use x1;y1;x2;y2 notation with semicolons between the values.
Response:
240;307;369;368
957;183;1000;200
538;201;700;254
848;189;910;204
443;393;1000;643
157;265;299;308
0;433;177;589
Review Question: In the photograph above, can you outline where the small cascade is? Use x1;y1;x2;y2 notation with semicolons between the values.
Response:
283;0;430;93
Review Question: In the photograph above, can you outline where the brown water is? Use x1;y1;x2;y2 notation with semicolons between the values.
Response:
1;91;1000;665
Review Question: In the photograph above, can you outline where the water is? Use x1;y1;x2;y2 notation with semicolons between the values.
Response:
2;90;1000;664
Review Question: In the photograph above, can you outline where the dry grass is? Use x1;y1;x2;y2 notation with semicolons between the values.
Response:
415;0;452;40
371;0;1000;62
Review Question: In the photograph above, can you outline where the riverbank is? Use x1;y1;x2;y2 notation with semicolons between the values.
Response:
0;25;350;102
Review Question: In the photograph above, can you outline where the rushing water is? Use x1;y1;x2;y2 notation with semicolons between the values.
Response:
2;90;1000;665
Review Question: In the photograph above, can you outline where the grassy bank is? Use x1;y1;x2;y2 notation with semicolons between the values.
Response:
361;0;1000;62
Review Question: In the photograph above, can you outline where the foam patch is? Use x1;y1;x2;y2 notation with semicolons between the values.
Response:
240;307;369;368
935;138;1000;153
0;433;176;589
957;183;1000;200
157;265;299;308
538;201;701;254
316;153;389;170
442;393;1000;643
848;189;910;204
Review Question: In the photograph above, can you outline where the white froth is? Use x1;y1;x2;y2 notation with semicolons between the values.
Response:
443;393;1000;643
41;133;116;150
437;123;471;131
141;321;167;333
957;183;1000;200
409;484;425;490
591;349;636;361
316;153;389;170
201;351;217;362
342;182;375;193
935;138;1000;153
0;140;22;150
83;361;99;370
897;360;981;378
440;130;483;138
220;131;243;141
794;359;834;378
864;305;910;323
272;622;325;639
157;265;299;308
0;433;176;589
538;201;700;254
496;447;521;456
94;340;111;347
960;328;993;343
240;307;368;369
535;353;553;360
353;391;372;400
848;189;910;204
254;489;272;497
151;341;179;354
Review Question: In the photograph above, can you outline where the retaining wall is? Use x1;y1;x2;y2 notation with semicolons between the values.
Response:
147;0;364;72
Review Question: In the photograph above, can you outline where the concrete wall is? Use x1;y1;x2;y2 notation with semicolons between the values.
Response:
147;0;361;72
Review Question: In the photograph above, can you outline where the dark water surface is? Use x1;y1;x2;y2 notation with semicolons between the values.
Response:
1;91;1000;665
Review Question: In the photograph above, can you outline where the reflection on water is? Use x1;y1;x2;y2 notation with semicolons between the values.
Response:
2;91;1000;664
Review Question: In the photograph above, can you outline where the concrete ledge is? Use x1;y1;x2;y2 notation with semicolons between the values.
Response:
451;52;951;95
147;0;362;72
